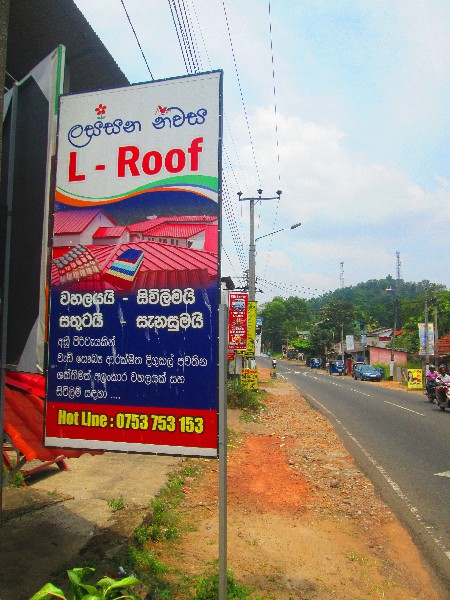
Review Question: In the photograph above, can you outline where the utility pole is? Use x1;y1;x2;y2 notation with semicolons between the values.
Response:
424;288;429;370
237;189;282;302
386;285;397;381
434;299;439;363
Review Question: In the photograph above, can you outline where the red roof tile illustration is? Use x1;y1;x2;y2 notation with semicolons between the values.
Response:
93;226;127;238
54;209;116;234
127;215;217;234
53;244;101;283
135;267;211;289
144;224;208;238
51;242;217;289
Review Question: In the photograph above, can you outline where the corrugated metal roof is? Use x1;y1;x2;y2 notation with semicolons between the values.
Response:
126;242;218;277
127;217;168;233
145;224;207;238
136;268;211;289
4;385;97;463
51;242;217;286
54;210;116;234
163;215;218;223
127;215;217;234
93;226;127;238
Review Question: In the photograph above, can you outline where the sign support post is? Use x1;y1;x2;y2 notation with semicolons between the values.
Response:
0;84;18;518
218;303;228;600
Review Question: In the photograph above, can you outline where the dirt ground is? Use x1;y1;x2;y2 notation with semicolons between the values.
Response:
165;369;447;599
0;452;181;599
1;367;448;599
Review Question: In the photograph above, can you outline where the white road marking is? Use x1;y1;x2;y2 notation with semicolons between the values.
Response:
304;392;450;562
435;471;450;477
349;388;371;397
383;401;425;416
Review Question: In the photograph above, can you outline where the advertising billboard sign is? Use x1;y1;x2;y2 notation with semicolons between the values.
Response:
418;323;434;356
45;71;222;457
246;301;257;356
228;292;248;350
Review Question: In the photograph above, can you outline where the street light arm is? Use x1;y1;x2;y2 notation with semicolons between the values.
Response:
255;223;301;242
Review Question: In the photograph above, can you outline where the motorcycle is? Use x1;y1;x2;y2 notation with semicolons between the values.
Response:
425;381;437;403
436;382;450;410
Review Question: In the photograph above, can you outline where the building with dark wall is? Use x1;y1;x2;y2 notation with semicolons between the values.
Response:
6;0;128;92
1;0;129;371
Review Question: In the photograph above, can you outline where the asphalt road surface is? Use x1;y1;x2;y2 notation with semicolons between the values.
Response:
259;357;450;590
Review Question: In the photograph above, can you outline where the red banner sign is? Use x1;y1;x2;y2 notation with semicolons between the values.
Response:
228;292;248;350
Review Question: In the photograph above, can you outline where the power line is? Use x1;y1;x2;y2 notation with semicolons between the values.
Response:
168;0;202;73
221;0;261;187
120;0;154;80
260;1;284;281
259;277;332;296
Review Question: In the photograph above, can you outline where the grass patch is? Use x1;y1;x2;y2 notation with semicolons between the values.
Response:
106;458;263;599
192;564;261;599
227;378;266;415
2;463;25;488
346;549;370;565
107;496;125;511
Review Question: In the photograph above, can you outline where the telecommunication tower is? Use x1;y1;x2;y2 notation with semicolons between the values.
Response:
339;261;344;288
396;251;401;281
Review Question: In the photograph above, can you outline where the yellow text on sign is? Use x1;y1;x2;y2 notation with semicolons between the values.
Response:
241;368;258;390
407;369;423;389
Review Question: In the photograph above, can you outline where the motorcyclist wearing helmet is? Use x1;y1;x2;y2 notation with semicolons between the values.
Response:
425;364;438;395
435;364;450;406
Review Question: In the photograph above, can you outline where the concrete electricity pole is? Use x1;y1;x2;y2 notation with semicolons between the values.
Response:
237;189;282;302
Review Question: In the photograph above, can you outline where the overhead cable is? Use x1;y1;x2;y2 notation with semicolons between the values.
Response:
260;0;284;280
221;0;261;187
259;277;331;297
120;0;154;80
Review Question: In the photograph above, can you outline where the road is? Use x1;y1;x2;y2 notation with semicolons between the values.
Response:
259;357;450;590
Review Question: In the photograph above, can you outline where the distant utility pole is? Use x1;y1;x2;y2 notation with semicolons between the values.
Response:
237;189;282;302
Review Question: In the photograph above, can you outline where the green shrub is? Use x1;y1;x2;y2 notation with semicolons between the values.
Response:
2;463;25;487
107;496;125;512
191;567;258;599
227;378;264;413
29;566;141;599
372;363;389;379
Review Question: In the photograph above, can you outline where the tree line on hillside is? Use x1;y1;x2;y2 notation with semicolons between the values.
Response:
259;278;450;357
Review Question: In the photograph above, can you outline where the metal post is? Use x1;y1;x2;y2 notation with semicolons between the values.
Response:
1;84;18;517
434;301;439;363
218;303;228;600
390;300;397;381
424;291;429;371
248;198;255;302
341;324;344;364
237;189;282;304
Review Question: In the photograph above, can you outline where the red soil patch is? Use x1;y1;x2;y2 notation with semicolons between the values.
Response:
228;435;311;512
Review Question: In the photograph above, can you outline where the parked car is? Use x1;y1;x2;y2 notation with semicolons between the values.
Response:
310;358;321;369
329;360;345;375
353;364;382;381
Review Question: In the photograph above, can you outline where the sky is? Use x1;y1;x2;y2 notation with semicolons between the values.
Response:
73;0;450;302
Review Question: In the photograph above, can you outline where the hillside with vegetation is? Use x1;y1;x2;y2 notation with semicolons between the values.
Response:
259;278;450;357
